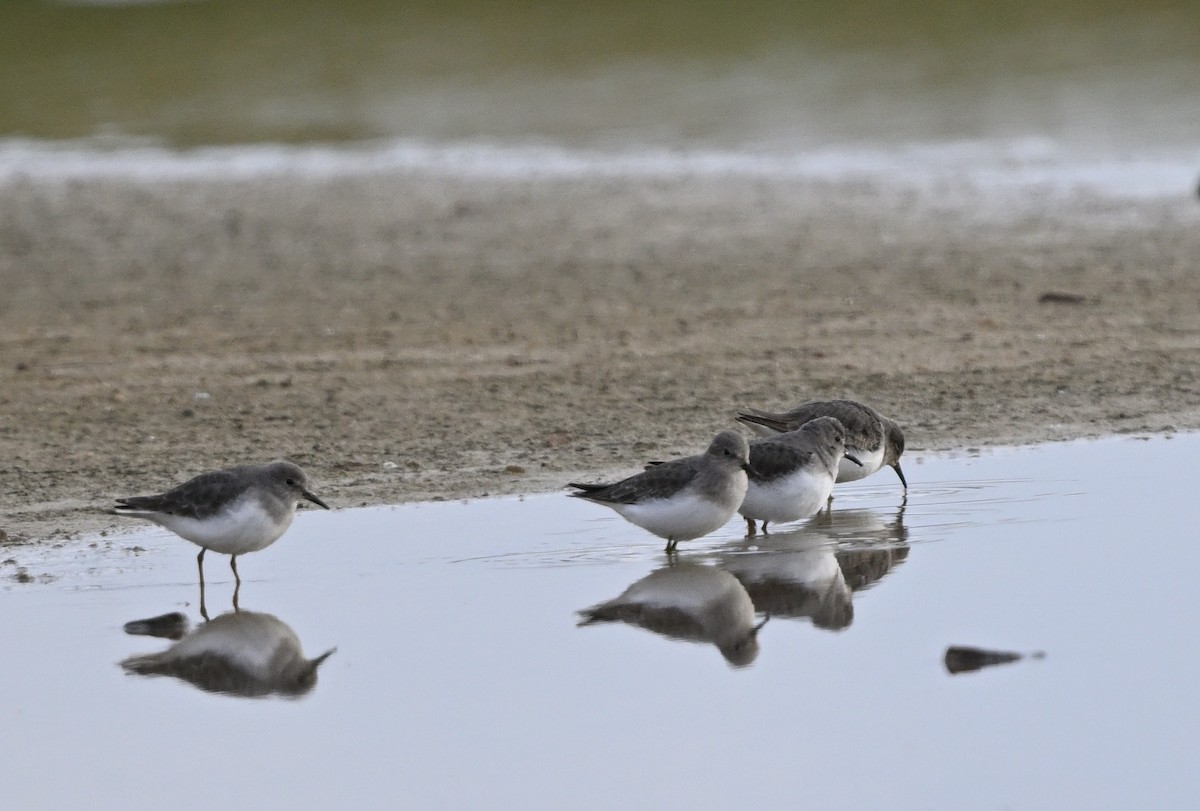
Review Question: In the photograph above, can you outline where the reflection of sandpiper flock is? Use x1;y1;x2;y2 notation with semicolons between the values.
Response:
571;397;909;666
111;397;930;681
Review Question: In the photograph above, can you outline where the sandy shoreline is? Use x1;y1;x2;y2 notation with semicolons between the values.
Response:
1;169;1198;543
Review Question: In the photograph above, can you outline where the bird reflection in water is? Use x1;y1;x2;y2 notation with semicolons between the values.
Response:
120;609;335;698
578;562;769;667
819;500;909;594
714;503;908;631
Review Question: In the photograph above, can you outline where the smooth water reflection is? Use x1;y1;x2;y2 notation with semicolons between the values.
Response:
1;435;1199;810
707;504;909;632
578;561;767;667
121;605;335;699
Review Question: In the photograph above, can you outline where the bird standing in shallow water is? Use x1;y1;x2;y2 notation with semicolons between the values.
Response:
568;430;753;553
737;398;907;489
739;416;861;535
114;461;329;615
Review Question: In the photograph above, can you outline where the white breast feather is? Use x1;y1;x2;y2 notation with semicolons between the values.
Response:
611;493;737;541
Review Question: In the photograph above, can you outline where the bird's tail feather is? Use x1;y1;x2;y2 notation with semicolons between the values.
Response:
735;410;790;433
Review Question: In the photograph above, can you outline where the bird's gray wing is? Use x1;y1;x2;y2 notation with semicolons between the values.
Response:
734;408;793;434
803;400;884;449
115;469;248;519
568;456;701;504
744;399;884;451
577;604;710;643
747;441;813;483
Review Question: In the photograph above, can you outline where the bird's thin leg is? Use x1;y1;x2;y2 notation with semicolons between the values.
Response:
233;576;241;613
197;548;210;622
665;538;677;554
230;554;240;586
745;517;757;538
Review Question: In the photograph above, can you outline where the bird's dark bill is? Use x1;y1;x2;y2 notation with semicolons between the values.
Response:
302;489;331;509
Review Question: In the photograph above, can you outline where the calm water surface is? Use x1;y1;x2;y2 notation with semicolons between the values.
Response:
1;434;1197;809
1;1;1197;194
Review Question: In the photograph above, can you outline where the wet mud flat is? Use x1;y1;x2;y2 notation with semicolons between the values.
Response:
2;169;1200;543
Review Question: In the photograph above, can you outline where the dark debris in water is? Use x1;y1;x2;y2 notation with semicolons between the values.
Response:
944;645;1045;675
8;566;57;584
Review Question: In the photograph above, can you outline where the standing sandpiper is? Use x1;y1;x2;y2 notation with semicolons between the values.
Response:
114;461;330;608
737;398;907;489
568;430;753;553
739;416;861;535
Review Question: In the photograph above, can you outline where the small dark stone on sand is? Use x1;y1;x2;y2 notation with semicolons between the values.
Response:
1038;292;1087;304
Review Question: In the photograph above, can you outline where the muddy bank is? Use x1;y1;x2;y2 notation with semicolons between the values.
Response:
1;171;1197;542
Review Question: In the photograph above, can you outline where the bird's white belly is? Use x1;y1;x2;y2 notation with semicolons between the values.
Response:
723;539;841;587
836;445;884;482
613;493;736;542
161;499;291;555
740;468;832;524
617;565;746;615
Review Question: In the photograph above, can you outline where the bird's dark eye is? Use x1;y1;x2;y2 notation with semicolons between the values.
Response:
286;478;296;486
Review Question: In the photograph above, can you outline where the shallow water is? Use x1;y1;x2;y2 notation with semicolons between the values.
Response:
2;1;1198;197
1;434;1197;809
5;0;1197;150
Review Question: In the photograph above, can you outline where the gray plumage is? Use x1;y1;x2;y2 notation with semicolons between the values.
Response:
115;461;328;523
737;398;907;488
748;416;855;482
739;417;859;534
568;430;752;552
114;461;330;592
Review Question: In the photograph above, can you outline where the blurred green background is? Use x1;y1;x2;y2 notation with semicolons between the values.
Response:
2;0;1197;151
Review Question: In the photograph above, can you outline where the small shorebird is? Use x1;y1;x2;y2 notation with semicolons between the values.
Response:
568;430;753;553
578;562;769;667
114;461;330;607
739;416;861;535
736;398;907;489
